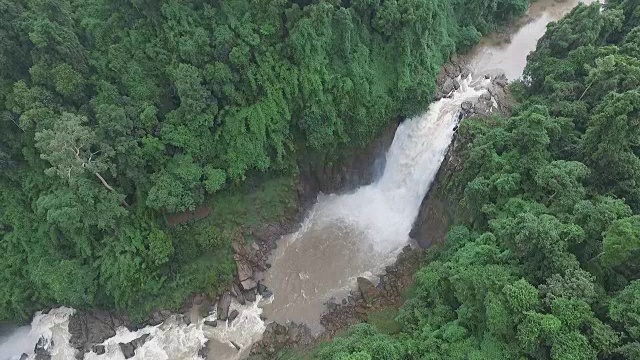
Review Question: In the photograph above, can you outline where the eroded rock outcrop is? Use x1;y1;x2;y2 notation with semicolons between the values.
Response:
297;118;400;202
68;311;132;359
118;333;149;359
216;293;232;321
34;337;52;360
249;321;314;357
410;62;512;247
356;277;380;305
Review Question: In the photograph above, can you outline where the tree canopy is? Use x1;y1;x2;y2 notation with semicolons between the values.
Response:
0;0;528;321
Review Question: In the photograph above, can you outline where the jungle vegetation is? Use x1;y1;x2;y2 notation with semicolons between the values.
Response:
0;0;528;321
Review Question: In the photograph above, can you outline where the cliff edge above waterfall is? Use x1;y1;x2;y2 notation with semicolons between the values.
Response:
410;60;513;248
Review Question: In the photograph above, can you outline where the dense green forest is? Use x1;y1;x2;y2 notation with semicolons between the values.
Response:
308;1;640;359
0;0;529;321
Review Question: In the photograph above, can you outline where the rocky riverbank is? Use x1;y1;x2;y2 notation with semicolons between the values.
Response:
247;245;425;359
410;59;512;248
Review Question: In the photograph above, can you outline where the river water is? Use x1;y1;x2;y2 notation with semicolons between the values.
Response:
470;0;601;79
0;0;600;359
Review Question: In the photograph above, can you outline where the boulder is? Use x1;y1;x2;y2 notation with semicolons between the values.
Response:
20;354;28;360
243;289;256;302
230;283;241;297
236;260;253;282
235;291;246;306
273;323;288;335
443;63;458;76
34;337;52;360
68;311;121;353
228;310;239;324
461;66;472;79
232;242;246;256
461;101;473;112
257;282;273;298
117;334;149;359
240;277;258;291
119;342;135;359
357;277;380;304
92;345;106;355
217;293;232;321
204;320;218;328
147;309;171;326
494;73;509;87
257;282;268;295
288;325;302;342
474;100;493;117
131;334;149;349
198;340;210;359
442;78;458;94
192;294;204;305
231;283;246;305
251;224;286;243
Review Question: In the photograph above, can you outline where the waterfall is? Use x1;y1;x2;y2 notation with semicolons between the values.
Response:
1;76;489;360
262;76;490;331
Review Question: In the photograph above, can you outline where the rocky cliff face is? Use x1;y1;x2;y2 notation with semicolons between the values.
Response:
297;119;400;203
410;61;512;248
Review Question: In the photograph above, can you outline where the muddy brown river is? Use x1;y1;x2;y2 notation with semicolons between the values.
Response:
470;0;602;79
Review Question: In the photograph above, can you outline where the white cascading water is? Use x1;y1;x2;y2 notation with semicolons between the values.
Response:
325;76;491;249
1;76;490;360
0;307;76;360
1;298;269;360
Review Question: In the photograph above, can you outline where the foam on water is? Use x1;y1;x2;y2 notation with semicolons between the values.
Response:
1;298;268;360
82;296;268;360
1;326;31;360
0;307;76;360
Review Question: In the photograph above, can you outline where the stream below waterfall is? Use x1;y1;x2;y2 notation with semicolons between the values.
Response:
0;0;601;359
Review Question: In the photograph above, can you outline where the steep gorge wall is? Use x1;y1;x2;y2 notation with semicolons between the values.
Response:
297;120;400;203
410;64;512;248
